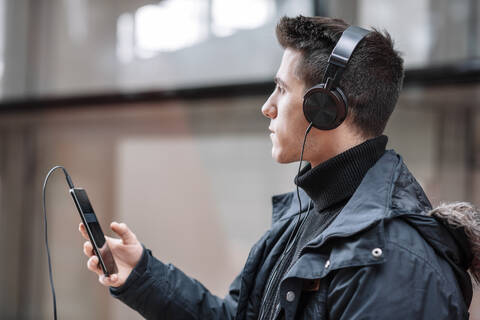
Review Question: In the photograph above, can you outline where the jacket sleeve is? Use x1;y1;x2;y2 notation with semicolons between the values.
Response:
326;241;469;319
110;246;240;320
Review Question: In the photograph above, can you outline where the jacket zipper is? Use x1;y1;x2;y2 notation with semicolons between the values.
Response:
269;208;340;320
259;232;299;320
259;206;312;320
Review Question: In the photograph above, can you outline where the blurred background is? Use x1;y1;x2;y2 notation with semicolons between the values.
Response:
0;0;479;319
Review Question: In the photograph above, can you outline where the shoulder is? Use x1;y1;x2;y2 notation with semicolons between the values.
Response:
374;217;466;310
383;217;455;285
326;218;469;319
327;215;464;299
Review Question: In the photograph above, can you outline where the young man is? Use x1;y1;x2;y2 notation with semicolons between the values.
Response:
80;16;478;319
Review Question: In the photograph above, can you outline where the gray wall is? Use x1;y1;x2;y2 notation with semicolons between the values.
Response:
1;0;478;101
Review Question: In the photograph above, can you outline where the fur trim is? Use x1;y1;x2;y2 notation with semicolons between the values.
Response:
427;202;480;284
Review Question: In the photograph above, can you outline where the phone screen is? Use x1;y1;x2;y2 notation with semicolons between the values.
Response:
71;188;118;275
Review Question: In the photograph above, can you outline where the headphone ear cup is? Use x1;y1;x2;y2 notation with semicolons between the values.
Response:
332;87;347;128
303;85;347;130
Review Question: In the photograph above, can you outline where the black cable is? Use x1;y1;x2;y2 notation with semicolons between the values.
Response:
284;122;314;252
296;123;313;215
42;166;75;320
258;122;315;320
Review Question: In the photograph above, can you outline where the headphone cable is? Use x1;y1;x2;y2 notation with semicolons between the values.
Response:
284;122;314;252
42;166;75;320
296;122;313;216
258;122;314;320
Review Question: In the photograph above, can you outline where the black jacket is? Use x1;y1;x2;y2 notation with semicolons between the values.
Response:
111;150;477;319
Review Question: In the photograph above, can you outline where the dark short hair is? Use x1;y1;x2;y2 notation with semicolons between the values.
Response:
276;16;404;138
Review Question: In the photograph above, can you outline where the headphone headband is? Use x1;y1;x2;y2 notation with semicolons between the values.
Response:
322;26;370;88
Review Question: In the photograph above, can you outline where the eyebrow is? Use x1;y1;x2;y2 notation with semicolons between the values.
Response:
274;77;289;90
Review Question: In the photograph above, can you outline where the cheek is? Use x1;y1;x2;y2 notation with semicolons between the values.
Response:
274;94;307;144
279;106;306;138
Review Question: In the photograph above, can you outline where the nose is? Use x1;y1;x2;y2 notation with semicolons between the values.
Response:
261;95;277;119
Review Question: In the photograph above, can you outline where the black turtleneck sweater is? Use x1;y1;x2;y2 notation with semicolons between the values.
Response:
258;135;388;320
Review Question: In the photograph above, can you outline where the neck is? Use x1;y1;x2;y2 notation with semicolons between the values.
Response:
307;130;367;168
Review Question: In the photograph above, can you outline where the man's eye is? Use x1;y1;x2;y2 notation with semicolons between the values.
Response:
276;85;284;93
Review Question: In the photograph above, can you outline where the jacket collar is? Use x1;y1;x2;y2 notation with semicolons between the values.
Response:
271;188;310;224
271;150;431;238
308;149;410;247
271;150;432;279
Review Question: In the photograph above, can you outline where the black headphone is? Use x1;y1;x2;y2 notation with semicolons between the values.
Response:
303;26;370;130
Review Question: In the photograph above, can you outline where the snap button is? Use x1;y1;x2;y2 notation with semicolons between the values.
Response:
286;291;295;302
372;248;383;258
325;259;330;268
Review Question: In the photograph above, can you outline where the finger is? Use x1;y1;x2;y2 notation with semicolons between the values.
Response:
83;241;94;257
104;236;116;248
78;223;89;241
99;273;120;287
87;256;102;276
111;222;137;245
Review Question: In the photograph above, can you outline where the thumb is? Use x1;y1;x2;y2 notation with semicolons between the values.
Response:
111;222;137;245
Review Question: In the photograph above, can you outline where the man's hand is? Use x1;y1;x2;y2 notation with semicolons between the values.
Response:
79;222;143;288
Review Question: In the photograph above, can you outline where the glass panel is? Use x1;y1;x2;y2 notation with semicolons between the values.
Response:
0;0;313;100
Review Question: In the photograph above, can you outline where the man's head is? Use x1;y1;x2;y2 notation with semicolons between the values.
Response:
261;16;404;166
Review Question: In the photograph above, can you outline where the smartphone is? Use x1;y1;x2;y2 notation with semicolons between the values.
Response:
70;187;118;276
